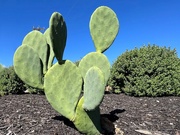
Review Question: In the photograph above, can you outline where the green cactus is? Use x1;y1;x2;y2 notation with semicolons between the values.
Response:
79;52;110;84
83;66;105;111
13;6;119;135
44;60;82;121
13;29;55;89
90;6;119;53
49;12;67;63
22;30;49;74
13;45;44;89
74;97;101;135
44;28;55;69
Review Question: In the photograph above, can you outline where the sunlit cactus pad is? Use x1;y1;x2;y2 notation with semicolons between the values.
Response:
90;6;119;53
22;31;48;73
13;45;43;89
44;60;82;120
79;52;111;83
83;67;105;111
74;97;101;135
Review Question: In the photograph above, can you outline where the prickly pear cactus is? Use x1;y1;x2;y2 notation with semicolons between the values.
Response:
83;66;105;111
90;6;119;53
44;60;82;121
79;52;110;84
49;12;67;63
13;6;119;135
74;97;102;135
44;28;55;69
14;45;44;89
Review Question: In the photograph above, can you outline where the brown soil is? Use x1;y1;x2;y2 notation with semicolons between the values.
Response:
0;93;180;135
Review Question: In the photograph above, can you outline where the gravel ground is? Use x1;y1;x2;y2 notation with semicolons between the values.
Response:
0;93;180;135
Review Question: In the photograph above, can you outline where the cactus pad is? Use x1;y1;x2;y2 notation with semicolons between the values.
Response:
74;97;101;135
44;60;82;120
83;67;105;111
49;12;67;63
79;52;110;83
22;31;48;74
13;45;43;89
44;28;55;69
90;6;119;53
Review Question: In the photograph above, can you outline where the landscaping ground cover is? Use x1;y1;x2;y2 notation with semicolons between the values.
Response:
0;94;180;135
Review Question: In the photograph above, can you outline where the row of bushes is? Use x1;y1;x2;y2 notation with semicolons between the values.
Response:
1;45;180;97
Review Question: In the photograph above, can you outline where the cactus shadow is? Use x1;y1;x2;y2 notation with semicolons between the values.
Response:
100;109;125;134
52;115;77;130
101;108;125;122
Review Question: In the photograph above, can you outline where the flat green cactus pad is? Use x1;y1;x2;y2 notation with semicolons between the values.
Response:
79;52;110;84
13;45;43;89
83;67;105;111
90;6;119;53
22;30;48;74
74;97;101;135
44;60;82;120
44;28;55;69
49;12;67;62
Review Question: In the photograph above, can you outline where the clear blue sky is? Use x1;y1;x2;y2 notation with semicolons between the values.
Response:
0;0;180;67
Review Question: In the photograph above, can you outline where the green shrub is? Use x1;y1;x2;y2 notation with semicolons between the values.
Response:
0;64;5;73
0;66;26;96
108;45;180;96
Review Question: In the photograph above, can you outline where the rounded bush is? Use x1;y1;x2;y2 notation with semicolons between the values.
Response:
0;66;26;96
108;45;180;97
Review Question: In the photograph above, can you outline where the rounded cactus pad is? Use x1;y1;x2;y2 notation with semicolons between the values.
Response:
13;45;43;89
79;52;110;84
83;67;105;111
90;6;119;53
49;12;67;62
44;28;55;69
74;97;101;134
44;60;82;120
22;30;48;74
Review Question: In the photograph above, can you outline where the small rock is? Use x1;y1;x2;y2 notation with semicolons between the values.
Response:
115;125;124;135
105;86;113;93
135;129;152;135
156;100;159;103
169;122;173;125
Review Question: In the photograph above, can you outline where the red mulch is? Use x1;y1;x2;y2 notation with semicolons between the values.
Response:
0;93;180;135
